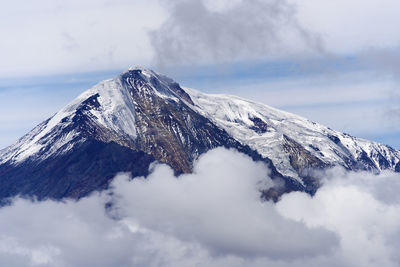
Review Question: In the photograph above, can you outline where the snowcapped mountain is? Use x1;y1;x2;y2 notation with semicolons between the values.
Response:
0;67;399;200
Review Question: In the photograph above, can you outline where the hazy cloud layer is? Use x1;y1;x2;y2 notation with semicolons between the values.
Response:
1;148;400;266
150;0;324;65
1;0;400;76
0;0;165;77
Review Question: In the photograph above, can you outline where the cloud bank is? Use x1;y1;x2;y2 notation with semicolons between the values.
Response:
1;148;400;266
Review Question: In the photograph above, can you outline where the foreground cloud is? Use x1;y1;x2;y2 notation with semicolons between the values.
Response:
277;168;400;267
110;148;336;260
0;148;400;266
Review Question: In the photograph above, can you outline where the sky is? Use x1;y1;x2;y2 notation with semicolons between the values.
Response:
0;0;399;151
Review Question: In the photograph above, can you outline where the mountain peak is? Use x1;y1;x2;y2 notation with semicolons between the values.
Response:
124;66;169;83
127;65;153;72
119;67;194;105
0;68;399;201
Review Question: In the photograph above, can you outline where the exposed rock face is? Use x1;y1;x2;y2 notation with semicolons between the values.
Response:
0;140;154;201
121;70;268;174
0;67;399;201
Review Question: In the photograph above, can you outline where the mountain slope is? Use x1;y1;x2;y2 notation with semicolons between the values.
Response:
0;67;399;200
186;88;400;181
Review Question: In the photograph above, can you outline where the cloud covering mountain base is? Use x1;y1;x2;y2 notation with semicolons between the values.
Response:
1;148;400;267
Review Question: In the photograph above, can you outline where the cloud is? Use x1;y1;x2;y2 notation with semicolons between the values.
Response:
109;148;336;259
277;168;400;267
357;47;400;79
150;0;324;66
293;0;400;54
0;148;336;266
1;148;400;266
1;0;399;77
358;48;400;125
0;0;165;77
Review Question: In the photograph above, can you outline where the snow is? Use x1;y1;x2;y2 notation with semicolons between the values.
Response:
11;109;76;162
128;67;183;103
0;75;139;164
88;78;137;139
184;87;400;180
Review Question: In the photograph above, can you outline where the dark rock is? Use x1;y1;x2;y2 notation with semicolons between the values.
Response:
0;140;154;200
249;117;268;134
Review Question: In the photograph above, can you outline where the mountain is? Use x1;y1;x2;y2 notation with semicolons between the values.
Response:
0;67;399;201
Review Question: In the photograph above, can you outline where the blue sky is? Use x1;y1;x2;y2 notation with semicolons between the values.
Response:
1;0;400;149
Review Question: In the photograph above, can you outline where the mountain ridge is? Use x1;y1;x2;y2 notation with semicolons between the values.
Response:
185;86;400;180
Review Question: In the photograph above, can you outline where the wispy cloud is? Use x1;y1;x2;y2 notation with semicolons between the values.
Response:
150;0;324;66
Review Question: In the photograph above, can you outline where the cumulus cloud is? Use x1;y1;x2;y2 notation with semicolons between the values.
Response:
277;168;400;267
150;0;324;65
1;148;400;266
109;148;336;259
0;148;335;266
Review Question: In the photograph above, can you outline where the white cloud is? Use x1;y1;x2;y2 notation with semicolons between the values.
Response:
0;148;337;266
109;148;335;259
277;168;400;267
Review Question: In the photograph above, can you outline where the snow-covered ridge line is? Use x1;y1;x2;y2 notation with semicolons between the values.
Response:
0;75;138;164
0;67;193;164
184;87;400;181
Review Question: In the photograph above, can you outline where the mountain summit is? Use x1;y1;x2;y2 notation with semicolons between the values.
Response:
0;67;399;200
